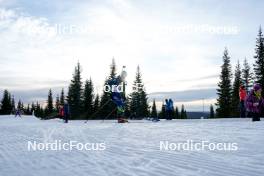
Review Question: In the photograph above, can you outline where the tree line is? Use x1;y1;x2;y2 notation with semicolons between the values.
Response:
216;27;264;118
0;59;189;119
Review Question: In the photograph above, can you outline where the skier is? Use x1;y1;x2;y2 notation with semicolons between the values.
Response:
15;108;21;117
63;103;70;123
239;85;247;118
165;99;173;120
246;83;264;122
108;66;128;123
59;105;64;119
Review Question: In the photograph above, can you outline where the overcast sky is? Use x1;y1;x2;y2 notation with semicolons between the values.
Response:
0;0;263;111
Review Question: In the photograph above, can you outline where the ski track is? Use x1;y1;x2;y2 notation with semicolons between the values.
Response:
0;116;264;176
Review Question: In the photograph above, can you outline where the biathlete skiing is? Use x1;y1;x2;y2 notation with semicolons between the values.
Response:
108;66;128;123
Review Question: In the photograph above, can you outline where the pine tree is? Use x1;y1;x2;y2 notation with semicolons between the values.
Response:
17;100;23;110
216;48;233;118
83;78;94;118
210;104;215;118
67;62;83;119
180;104;187;119
0;90;12;115
158;103;166;119
31;102;36;115
47;89;54;114
60;88;65;105
150;100;158;118
93;94;100;119
26;104;31;115
254;27;264;95
35;102;42;118
242;58;254;93
129;66;149;119
231;61;242;117
55;95;60;112
174;106;180;119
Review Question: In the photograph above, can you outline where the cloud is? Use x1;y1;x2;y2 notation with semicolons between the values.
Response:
0;0;264;107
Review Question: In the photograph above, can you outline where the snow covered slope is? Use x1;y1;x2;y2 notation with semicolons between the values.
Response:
0;115;264;176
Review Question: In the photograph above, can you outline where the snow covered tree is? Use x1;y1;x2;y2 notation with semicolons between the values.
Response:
231;61;242;117
150;100;158;118
0;90;12;115
216;48;233;118
60;88;65;106
242;58;254;93
129;66;149;119
67;62;83;119
46;89;54;114
209;104;215;118
83;78;94;118
253;27;264;95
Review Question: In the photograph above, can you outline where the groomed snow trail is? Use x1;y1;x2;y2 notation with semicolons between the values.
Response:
0;116;264;176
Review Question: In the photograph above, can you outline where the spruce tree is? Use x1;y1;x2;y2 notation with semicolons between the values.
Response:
93;94;100;118
17;100;23;110
210;104;215;118
242;58;254;93
253;26;264;95
180;104;187;119
231;61;242;117
35;102;42;118
158;103;166;119
129;66;149;119
31;102;36;115
150;100;158;118
47;89;54;114
55;95;60;112
174;106;180;119
60;88;65;105
216;48;233;118
26;104;30;115
0;90;12;115
83;78;94;118
67;62;83;119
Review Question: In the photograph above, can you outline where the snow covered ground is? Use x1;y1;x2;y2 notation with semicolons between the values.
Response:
0;115;264;176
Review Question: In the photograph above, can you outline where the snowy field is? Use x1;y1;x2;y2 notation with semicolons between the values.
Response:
0;115;264;176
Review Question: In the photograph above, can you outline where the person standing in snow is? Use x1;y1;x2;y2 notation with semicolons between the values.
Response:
246;83;264;122
165;99;173;120
63;103;70;123
59;105;64;119
239;85;247;118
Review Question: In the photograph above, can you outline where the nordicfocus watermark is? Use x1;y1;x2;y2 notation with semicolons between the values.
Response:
27;140;106;151
160;140;238;151
104;83;145;93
